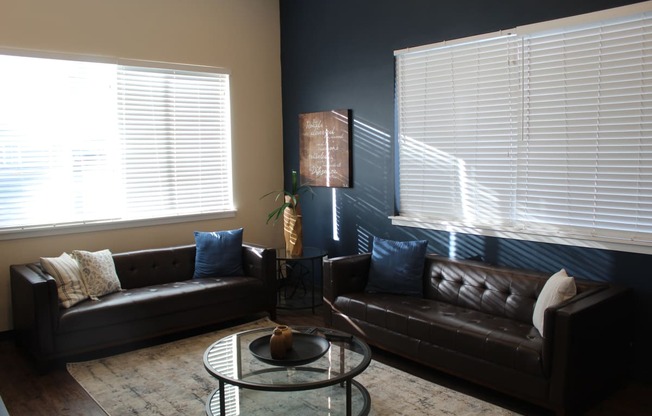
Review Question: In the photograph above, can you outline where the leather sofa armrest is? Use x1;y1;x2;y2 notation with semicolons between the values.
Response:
242;243;277;314
242;243;276;284
323;253;371;325
546;285;632;412
540;286;605;374
324;253;371;301
10;264;59;360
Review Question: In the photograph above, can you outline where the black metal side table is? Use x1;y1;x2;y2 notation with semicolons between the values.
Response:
275;247;327;314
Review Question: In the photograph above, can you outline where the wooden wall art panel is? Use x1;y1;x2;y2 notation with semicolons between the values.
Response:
299;109;351;188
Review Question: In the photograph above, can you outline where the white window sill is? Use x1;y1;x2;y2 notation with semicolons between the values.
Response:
0;210;237;241
390;216;652;256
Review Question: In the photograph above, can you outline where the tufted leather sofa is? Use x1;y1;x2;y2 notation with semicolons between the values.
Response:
324;253;632;415
11;243;276;367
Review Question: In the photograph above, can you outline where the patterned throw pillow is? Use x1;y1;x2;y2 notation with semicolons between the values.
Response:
40;252;88;308
72;249;122;300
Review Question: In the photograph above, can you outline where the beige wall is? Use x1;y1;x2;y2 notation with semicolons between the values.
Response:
0;0;285;331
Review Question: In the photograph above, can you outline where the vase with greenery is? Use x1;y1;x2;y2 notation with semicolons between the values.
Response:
261;169;313;255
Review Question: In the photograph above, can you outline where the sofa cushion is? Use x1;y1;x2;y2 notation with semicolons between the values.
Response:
58;276;265;333
533;268;576;335
365;236;428;296
334;293;544;377
40;252;88;308
194;228;244;278
112;245;197;289
72;249;122;299
425;256;544;324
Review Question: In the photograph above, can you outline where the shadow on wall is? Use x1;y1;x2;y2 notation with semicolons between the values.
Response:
332;117;393;253
492;237;615;280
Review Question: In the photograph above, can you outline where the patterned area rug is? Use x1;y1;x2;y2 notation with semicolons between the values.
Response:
67;317;517;415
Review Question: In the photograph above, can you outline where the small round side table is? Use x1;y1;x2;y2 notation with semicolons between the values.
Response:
275;247;327;314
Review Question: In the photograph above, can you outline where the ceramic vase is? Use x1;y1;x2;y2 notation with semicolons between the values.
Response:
270;328;286;359
283;195;303;256
275;325;293;350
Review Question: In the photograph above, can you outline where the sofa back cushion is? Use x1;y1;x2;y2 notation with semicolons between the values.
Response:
423;255;599;324
112;245;197;289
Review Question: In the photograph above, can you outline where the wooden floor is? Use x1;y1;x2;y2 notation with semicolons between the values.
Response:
0;307;650;416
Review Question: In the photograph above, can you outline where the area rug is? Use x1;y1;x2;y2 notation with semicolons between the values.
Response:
67;317;517;415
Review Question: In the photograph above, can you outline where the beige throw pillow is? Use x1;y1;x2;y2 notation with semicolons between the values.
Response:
72;249;122;300
40;252;88;308
533;268;577;335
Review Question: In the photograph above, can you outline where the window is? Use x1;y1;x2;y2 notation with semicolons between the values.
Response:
394;2;652;254
0;53;233;236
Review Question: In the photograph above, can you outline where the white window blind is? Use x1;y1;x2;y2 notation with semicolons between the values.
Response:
0;54;233;234
118;64;232;220
394;3;652;254
518;14;652;244
396;34;520;227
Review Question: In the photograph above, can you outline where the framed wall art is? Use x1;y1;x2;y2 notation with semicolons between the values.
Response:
299;109;351;188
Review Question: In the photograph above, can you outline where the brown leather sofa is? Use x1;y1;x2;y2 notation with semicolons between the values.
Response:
324;253;632;415
11;243;276;367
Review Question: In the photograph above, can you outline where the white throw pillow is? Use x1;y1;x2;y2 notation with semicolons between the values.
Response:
533;268;577;335
40;252;88;308
72;249;122;299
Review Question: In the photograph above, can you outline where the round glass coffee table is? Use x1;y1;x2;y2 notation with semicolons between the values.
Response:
203;326;372;416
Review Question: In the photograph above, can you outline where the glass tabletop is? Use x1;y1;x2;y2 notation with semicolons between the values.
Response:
203;327;371;392
275;247;328;261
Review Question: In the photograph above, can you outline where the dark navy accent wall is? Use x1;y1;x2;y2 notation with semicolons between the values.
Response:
279;0;650;378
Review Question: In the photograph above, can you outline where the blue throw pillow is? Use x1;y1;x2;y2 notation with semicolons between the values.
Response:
193;228;244;278
365;236;428;296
